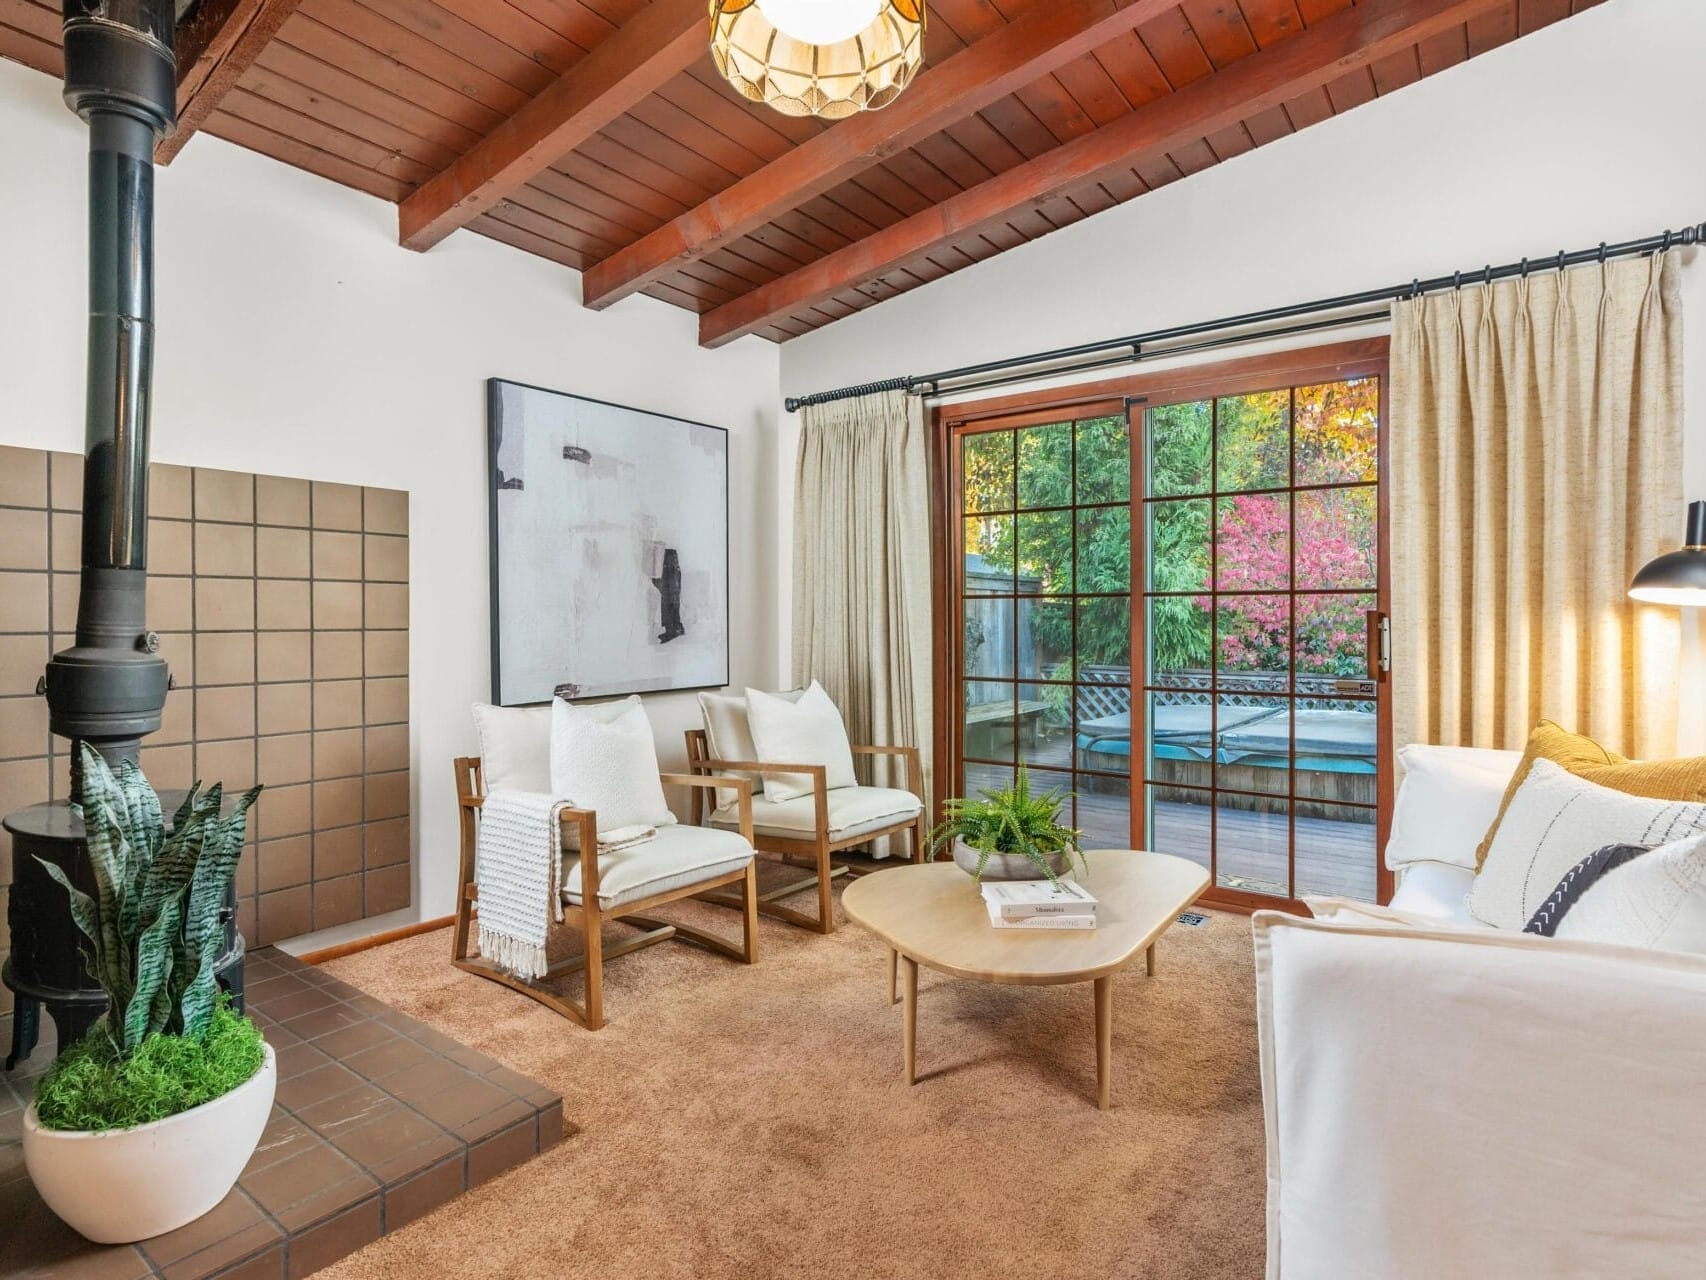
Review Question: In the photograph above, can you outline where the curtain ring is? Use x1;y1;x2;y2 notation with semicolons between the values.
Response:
1556;250;1566;273
1520;257;1529;277
1661;229;1674;253
1410;277;1420;299
1452;269;1462;290
1482;264;1493;287
1597;241;1608;262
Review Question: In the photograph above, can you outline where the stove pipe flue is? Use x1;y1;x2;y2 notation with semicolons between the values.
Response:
44;0;177;774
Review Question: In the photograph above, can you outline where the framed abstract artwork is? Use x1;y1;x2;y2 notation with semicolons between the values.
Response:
486;378;730;705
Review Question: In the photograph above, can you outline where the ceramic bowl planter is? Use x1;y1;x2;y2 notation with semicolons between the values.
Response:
22;1043;276;1244
953;840;1075;882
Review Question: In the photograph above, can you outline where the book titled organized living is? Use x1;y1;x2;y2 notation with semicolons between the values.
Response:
981;880;1098;930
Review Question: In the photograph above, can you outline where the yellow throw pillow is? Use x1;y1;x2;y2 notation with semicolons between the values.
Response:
1474;721;1706;870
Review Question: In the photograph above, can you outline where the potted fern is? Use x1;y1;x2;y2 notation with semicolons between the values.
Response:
22;743;270;1244
928;766;1086;884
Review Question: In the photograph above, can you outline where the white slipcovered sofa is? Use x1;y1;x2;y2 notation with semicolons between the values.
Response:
1255;746;1706;1279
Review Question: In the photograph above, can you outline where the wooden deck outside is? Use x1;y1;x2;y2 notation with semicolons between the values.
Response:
963;757;1377;902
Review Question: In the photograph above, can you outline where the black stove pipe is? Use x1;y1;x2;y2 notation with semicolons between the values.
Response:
43;1;176;775
1;2;250;1072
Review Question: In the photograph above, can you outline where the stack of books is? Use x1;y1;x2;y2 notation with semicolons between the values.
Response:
981;879;1098;930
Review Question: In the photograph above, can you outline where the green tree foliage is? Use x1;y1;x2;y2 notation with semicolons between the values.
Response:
962;417;1131;673
960;379;1378;683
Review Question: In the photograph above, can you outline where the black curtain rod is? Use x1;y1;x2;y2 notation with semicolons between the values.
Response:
784;219;1706;414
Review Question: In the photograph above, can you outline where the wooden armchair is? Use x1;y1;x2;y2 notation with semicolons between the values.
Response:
684;732;927;935
451;757;760;1030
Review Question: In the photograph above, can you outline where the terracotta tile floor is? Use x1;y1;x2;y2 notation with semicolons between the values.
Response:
0;948;567;1280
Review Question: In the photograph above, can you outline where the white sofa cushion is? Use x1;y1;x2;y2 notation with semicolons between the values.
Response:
745;680;857;803
1468;758;1706;930
549;695;675;833
1305;892;1485;932
562;823;752;909
1254;911;1706;1279
1386;744;1522;871
712;785;922;843
1386;861;1481;925
1557;833;1706;954
472;703;552;793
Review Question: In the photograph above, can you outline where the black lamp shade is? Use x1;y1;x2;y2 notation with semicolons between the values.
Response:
1629;500;1706;606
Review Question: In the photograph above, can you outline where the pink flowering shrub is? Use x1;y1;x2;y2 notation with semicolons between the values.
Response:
1208;489;1375;676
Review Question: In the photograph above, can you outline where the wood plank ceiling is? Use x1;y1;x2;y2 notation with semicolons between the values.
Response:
0;0;1605;345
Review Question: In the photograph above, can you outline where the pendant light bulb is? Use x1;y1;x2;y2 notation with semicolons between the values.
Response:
756;0;883;45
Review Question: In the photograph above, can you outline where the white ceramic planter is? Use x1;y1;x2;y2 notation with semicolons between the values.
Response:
23;1042;276;1244
953;839;1074;881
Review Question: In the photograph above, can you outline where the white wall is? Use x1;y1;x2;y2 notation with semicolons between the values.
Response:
777;0;1706;746
0;59;782;950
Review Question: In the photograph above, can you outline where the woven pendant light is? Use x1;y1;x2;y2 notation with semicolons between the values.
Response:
710;0;926;121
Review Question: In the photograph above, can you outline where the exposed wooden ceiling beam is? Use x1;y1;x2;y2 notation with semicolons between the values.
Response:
581;0;1181;312
699;0;1506;349
398;0;705;253
157;0;303;165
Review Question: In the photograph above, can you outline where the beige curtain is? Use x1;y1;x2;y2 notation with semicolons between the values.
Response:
1390;253;1683;759
793;389;935;835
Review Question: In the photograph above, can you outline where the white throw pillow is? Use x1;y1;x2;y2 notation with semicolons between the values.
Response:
744;680;857;803
698;687;803;809
1386;744;1523;872
472;703;552;793
1467;758;1706;930
1556;833;1706;954
549;696;675;832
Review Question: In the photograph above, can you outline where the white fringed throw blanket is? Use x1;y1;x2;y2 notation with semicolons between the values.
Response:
476;795;661;980
597;824;656;854
476;790;566;981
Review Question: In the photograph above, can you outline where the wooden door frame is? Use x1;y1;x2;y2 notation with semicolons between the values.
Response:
929;337;1393;913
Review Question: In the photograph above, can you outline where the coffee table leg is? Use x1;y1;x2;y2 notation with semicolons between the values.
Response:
901;954;918;1085
889;948;899;1006
1146;943;1157;977
1094;975;1113;1110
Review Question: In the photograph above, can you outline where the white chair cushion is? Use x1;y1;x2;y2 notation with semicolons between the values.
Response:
550;695;675;832
472;703;552;794
712;785;922;843
745;680;858;803
563;824;753;909
1386;744;1522;872
1468;758;1706;930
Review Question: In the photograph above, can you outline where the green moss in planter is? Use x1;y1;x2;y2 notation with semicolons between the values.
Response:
34;1002;265;1133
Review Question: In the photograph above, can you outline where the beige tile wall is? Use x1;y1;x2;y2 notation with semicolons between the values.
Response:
0;449;411;1008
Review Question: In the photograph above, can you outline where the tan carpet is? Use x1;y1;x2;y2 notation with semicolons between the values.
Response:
318;889;1265;1280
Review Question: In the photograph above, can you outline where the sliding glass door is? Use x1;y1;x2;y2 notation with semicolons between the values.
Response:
1138;376;1385;903
943;344;1391;908
958;410;1134;851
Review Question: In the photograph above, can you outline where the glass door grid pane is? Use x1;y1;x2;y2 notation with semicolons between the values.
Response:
1140;380;1381;901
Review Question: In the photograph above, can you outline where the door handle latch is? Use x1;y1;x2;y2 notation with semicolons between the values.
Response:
1366;611;1391;682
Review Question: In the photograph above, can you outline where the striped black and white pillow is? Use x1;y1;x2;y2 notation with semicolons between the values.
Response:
1524;844;1654;936
1468;759;1706;930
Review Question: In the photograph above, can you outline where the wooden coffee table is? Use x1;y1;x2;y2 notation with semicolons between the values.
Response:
841;850;1210;1109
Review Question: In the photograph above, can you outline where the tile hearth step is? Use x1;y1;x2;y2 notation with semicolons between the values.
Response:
0;947;569;1279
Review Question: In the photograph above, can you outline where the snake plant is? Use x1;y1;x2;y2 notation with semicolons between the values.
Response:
927;765;1085;885
41;742;262;1056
